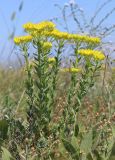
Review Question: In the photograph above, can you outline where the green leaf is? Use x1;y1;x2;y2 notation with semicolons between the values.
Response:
71;136;80;151
105;138;115;160
80;130;92;155
62;138;79;159
0;120;8;140
1;147;13;160
74;124;79;137
58;141;70;159
87;152;94;160
93;150;104;160
112;126;115;137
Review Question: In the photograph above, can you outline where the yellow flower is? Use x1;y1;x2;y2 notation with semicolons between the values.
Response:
68;34;101;44
23;21;55;34
48;30;100;44
93;52;105;60
48;57;56;62
51;29;69;39
42;42;52;51
68;34;83;40
78;49;93;56
70;68;81;73
14;35;32;45
23;22;36;31
23;21;101;45
37;21;55;30
44;31;101;44
38;29;69;40
78;49;105;60
86;36;101;44
60;68;81;73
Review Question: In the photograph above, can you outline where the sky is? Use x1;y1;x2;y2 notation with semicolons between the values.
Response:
0;0;115;64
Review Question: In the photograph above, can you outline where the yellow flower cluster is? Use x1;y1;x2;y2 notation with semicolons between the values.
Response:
43;30;100;44
23;21;55;33
23;22;35;31
14;21;101;47
68;34;101;44
78;49;105;60
48;57;56;62
61;68;81;73
14;35;32;45
50;29;69;39
41;42;52;51
93;52;105;60
23;21;100;44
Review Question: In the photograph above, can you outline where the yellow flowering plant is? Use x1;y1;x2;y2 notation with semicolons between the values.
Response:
13;20;112;160
14;35;32;45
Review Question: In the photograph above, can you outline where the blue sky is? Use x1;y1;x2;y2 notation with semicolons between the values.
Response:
0;0;115;63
